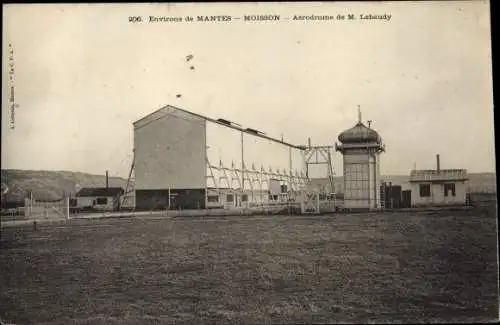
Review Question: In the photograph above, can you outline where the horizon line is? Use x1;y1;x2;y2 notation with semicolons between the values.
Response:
1;168;497;179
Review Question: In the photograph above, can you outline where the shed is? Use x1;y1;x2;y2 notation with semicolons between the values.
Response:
76;187;124;211
408;169;468;207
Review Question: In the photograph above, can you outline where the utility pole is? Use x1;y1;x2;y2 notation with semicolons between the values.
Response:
241;131;244;191
288;146;292;189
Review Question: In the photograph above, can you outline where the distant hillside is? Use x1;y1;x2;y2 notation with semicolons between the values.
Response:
1;170;133;203
0;169;496;203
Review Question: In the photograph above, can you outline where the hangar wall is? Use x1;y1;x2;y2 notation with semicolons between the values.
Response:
133;106;207;210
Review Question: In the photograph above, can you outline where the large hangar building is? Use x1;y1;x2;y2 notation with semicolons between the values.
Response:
130;104;472;212
132;105;311;210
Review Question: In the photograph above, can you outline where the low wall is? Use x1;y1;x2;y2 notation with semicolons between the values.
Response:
69;204;300;220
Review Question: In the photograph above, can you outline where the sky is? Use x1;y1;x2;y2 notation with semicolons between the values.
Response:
1;1;494;179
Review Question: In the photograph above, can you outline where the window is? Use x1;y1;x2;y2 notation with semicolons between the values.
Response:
444;183;456;197
96;197;108;205
419;184;431;197
242;194;248;202
268;194;278;201
207;195;219;203
226;194;234;203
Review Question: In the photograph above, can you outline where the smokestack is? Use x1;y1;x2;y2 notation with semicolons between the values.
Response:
106;170;109;188
308;138;311;148
436;154;440;173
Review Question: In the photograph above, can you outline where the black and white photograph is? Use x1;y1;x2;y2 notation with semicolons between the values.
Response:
1;2;498;324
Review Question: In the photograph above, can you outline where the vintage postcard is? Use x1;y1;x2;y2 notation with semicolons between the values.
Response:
1;2;497;324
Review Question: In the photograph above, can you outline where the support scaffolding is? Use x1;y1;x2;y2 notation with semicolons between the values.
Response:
121;149;136;208
206;156;309;207
300;140;337;213
303;144;336;193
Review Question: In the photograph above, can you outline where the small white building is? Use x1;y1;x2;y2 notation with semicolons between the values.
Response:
76;187;125;211
409;163;468;207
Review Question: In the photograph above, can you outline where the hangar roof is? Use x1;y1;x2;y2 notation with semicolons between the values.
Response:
133;105;304;150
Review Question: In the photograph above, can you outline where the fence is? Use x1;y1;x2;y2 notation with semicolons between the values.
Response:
24;197;70;220
300;191;336;214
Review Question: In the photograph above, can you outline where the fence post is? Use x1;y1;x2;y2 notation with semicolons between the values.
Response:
24;198;30;218
66;197;70;220
30;191;33;217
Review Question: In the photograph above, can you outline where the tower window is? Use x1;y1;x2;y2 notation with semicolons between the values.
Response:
419;184;431;197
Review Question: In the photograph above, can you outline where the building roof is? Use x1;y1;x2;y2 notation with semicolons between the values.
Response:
76;187;124;197
338;121;382;144
133;105;304;150
409;169;468;182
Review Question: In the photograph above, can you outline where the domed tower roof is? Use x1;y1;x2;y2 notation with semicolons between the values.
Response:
338;121;382;144
337;106;382;144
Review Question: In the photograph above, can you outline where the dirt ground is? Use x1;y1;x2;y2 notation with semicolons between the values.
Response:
1;207;498;324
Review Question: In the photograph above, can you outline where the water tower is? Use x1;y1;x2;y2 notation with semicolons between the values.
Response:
335;106;385;211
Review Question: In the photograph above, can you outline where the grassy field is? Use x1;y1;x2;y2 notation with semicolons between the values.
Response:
1;207;498;324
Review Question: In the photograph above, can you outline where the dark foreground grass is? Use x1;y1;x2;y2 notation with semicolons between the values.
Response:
1;208;498;324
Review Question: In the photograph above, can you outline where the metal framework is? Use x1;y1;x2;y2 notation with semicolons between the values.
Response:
206;156;309;204
303;143;336;193
298;141;337;213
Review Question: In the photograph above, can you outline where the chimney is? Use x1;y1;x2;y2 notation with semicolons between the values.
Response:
106;170;109;188
308;138;311;148
367;120;372;128
436;154;440;173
